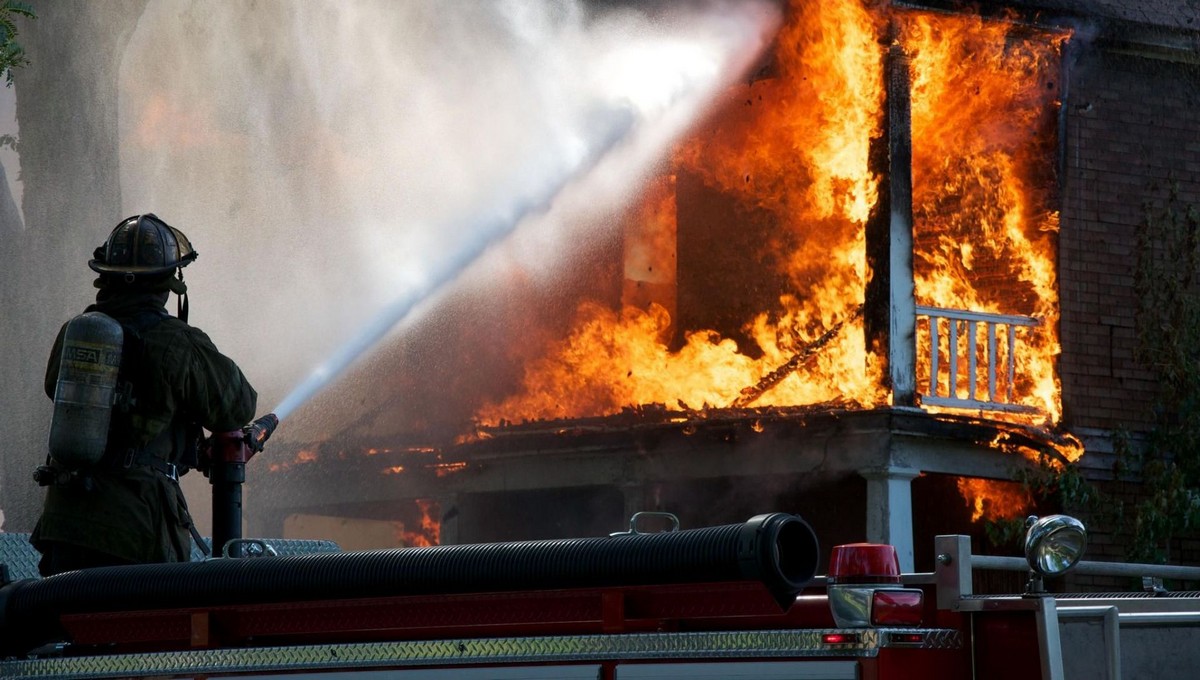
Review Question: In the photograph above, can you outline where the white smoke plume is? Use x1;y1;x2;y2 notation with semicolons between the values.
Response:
117;0;781;434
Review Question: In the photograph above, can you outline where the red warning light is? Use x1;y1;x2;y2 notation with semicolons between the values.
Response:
888;632;926;645
871;589;924;626
827;544;902;585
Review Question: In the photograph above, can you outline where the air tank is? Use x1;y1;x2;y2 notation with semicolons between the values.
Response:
48;312;123;469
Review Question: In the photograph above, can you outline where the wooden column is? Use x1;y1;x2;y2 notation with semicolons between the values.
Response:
436;494;460;545
862;465;920;572
864;30;917;407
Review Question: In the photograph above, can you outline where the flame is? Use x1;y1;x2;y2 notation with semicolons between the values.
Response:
478;0;888;422
988;430;1084;465
432;461;468;477
957;477;1030;523
372;451;467;477
266;449;318;473
906;12;1067;421
395;499;441;547
472;3;1068;522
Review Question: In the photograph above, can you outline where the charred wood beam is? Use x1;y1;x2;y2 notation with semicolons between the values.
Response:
728;305;864;408
865;26;916;406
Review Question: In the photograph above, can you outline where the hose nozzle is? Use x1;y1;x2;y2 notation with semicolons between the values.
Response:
244;413;279;453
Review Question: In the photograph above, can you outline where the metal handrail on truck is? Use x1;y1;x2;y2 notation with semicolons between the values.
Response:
927;527;1200;680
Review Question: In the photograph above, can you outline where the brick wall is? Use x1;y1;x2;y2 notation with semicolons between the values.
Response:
1054;41;1200;582
1059;44;1200;433
1006;0;1200;30
1064;474;1200;591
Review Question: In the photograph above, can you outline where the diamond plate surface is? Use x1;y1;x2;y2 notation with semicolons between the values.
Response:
884;628;963;649
1;534;338;587
0;533;41;581
189;537;341;560
0;533;340;583
0;628;962;679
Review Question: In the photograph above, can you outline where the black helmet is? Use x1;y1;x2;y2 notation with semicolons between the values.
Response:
89;213;198;279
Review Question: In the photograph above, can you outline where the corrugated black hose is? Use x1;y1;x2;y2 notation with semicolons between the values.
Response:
0;513;818;655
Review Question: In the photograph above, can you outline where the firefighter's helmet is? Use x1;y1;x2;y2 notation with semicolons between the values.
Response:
88;214;198;279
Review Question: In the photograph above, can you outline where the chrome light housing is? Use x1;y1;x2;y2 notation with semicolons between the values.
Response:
1024;514;1087;577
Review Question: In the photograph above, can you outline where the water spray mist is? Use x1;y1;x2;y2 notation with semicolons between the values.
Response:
272;107;635;421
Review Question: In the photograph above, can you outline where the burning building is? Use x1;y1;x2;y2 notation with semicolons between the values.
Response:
1;0;1196;576
253;0;1138;570
254;0;1200;570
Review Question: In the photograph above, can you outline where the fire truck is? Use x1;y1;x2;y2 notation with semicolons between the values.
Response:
0;510;1198;680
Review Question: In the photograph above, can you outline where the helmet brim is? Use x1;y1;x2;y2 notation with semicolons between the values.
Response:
88;250;197;277
89;260;178;276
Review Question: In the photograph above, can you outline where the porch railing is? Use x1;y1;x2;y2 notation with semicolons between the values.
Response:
915;305;1040;414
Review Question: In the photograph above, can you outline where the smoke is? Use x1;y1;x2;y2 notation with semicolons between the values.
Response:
117;0;782;428
272;104;635;421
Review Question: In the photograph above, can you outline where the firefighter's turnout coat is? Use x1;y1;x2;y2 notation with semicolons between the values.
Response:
32;290;256;564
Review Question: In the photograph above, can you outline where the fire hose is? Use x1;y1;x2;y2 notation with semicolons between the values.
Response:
0;512;818;655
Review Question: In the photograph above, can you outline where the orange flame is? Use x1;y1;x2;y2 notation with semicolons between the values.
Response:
432;461;468;477
906;12;1067;422
478;0;889;422
395;498;441;547
957;477;1030;523
266;449;318;473
989;430;1084;465
474;3;1067;521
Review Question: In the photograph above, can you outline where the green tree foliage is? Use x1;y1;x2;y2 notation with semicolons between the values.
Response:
995;186;1200;565
1122;185;1200;562
0;1;33;86
985;451;1101;555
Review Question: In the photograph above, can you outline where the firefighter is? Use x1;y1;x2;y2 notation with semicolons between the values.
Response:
31;214;257;576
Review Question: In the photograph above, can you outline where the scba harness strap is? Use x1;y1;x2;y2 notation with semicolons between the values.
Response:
38;308;195;487
103;308;185;480
116;450;180;481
